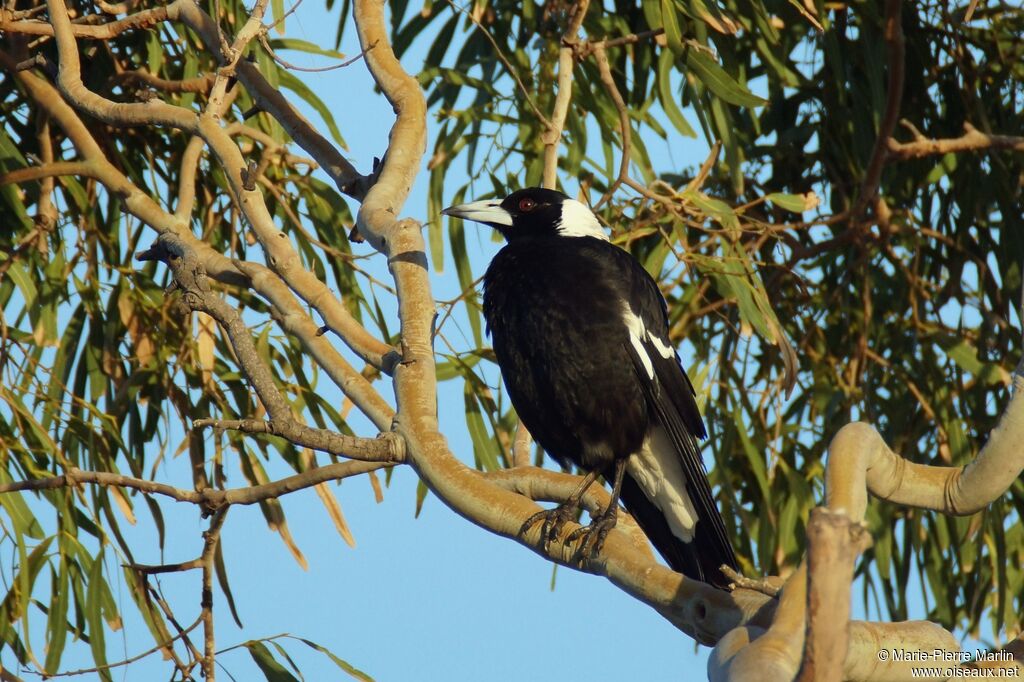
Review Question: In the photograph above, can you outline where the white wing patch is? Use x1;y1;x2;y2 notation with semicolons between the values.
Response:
623;308;654;378
622;306;676;381
627;425;699;542
556;199;608;240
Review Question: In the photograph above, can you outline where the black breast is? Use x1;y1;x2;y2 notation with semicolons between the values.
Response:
482;236;649;472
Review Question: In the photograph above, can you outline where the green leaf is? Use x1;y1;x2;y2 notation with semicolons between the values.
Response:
935;335;1011;387
414;478;429;518
295;637;375;681
44;563;70;673
428;164;446;273
245;640;300;682
734;408;769;503
277;70;347;150
657;51;696;138
215;539;244;628
464;384;500;472
271;0;286;34
766;192;813;213
86;552;112;682
0;468;44;539
660;0;685;54
685;49;766;107
6;260;37;309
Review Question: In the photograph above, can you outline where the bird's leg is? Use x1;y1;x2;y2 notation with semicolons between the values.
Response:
520;469;602;553
567;458;628;561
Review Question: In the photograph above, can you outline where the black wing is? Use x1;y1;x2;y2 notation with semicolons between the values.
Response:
620;255;738;586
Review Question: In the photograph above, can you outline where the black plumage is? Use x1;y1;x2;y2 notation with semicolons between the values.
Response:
441;187;738;588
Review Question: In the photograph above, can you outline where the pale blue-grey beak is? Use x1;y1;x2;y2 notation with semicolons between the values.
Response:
441;199;513;228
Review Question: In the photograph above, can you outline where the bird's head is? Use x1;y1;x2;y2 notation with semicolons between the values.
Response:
441;187;607;242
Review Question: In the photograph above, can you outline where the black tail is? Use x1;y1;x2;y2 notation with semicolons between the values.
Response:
619;472;737;589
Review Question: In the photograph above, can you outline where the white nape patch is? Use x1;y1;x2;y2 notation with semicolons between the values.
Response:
627;426;698;542
555;199;608;240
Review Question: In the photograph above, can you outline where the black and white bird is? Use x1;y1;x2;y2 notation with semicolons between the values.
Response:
442;187;738;588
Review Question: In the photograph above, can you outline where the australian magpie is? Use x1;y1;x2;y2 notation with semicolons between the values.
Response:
442;187;738;588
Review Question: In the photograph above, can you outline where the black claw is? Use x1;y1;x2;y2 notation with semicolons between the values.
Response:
521;504;578;552
567;508;619;562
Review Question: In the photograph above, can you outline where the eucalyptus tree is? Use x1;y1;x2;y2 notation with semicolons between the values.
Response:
1;0;1022;679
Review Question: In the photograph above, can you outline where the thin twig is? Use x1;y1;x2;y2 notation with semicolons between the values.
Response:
542;0;591;189
258;32;376;72
685;142;721;193
200;508;229;681
41;616;203;678
138;234;403;460
443;0;551;129
577;28;664;58
0;461;394;509
592;44;631;211
852;0;904;219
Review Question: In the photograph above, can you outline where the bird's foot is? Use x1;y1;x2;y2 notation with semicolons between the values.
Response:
520;504;579;553
566;507;619;562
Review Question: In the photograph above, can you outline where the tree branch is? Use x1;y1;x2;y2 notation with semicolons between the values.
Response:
138;234;402;460
887;120;1024;160
485;467;653;560
797;508;871;682
824;375;1024;518
0;461;392;510
577;28;664;59
852;0;904;220
110;70;217;94
0;160;94;185
351;0;427;251
542;0;590;189
592;43;630;210
4;54;394;428
200;508;228;680
40;0;397;372
0;5;170;39
232;260;396;430
168;1;374;199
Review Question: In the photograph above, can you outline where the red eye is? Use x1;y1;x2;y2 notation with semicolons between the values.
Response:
518;198;536;212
